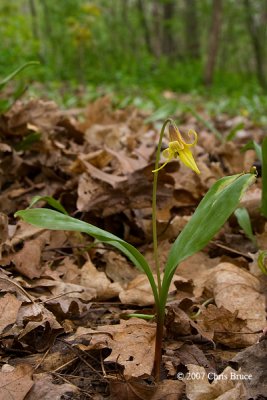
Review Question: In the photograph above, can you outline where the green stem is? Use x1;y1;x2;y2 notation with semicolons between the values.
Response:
152;118;172;294
152;118;172;381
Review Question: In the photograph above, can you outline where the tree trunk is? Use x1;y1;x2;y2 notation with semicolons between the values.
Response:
151;0;162;57
137;0;153;54
204;0;223;86
28;0;39;41
184;0;200;59
243;0;267;90
162;0;175;57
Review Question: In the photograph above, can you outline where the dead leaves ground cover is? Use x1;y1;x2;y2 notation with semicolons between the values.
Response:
0;96;266;400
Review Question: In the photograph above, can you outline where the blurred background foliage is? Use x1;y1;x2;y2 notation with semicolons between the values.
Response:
0;0;267;115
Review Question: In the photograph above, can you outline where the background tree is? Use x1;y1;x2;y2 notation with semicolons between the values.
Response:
0;0;266;95
204;0;223;86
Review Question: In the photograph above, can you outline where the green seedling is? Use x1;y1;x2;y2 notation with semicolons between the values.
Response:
234;207;257;246
0;62;39;113
15;119;256;381
241;137;267;218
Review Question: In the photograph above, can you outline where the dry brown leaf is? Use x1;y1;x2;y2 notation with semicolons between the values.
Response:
151;379;185;400
217;141;246;174
0;364;33;400
196;304;247;347
165;342;215;375
165;303;214;342
239;186;261;218
77;172;107;211
78;155;126;187
16;304;63;351
9;221;45;246
119;274;156;306
204;262;266;345
44;297;92;321
95;319;155;378
231;338;267;398
120;273;192;306
0;293;22;334
184;364;247;400
25;372;78;400
80;259;122;300
110;378;184;400
109;377;156;400
1;100;61;137
104;250;139;286
48;280;96;302
71;318;156;378
119;274;165;306
0;213;8;250
11;232;50;279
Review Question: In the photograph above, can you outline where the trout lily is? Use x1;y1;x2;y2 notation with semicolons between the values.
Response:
153;122;200;174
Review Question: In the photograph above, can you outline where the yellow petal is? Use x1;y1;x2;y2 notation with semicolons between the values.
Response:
178;146;200;174
152;160;169;173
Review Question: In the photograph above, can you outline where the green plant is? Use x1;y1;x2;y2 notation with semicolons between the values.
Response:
234;206;257;246
15;119;256;381
0;62;39;113
241;138;267;218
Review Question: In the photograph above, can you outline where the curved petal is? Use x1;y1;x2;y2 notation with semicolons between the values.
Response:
178;146;200;174
152;160;170;173
184;130;198;147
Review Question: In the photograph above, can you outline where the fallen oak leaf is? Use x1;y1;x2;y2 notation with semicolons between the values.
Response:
204;262;266;346
67;318;156;379
0;364;33;400
196;304;248;348
0;293;22;334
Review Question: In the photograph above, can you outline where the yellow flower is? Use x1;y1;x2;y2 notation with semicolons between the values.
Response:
153;123;200;174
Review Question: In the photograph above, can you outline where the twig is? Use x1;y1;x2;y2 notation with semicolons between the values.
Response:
0;274;34;303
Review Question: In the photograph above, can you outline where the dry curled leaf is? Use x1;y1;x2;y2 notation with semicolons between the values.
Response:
0;364;33;400
204;262;266;346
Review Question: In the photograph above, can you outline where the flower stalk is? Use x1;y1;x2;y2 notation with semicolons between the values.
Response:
152;119;200;381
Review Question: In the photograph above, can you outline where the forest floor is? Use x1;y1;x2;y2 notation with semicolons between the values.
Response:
0;95;266;400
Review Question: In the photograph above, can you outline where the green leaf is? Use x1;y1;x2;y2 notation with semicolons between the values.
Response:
0;62;40;91
241;140;262;162
27;196;68;215
226;122;244;141
15;132;41;151
15;208;159;306
187;106;224;143
234;207;257;246
161;172;256;303
145;102;178;123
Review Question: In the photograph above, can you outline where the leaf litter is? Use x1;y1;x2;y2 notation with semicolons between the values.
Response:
0;96;266;399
